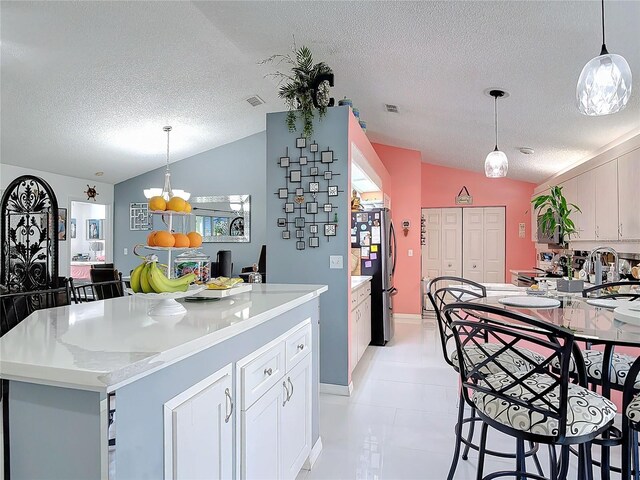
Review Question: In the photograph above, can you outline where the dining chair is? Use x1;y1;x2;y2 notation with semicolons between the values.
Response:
0;281;75;480
621;356;640;480
70;275;125;302
446;302;617;480
427;276;546;479
89;266;120;284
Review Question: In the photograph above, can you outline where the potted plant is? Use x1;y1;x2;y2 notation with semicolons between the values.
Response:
261;44;334;138
532;185;582;292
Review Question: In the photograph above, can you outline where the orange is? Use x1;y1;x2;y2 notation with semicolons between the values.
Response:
173;233;190;248
184;202;192;213
149;196;166;212
187;231;202;248
147;231;157;246
154;230;176;247
166;197;186;212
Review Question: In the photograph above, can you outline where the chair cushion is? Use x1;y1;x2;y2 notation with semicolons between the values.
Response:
627;393;640;424
451;343;546;375
472;372;616;438
551;349;638;388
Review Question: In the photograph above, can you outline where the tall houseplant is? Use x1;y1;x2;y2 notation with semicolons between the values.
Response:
532;185;581;278
261;44;334;138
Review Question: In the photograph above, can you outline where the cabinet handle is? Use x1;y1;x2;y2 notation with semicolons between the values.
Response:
224;387;233;424
473;264;477;269
297;343;305;351
282;381;290;406
620;223;623;238
264;368;273;376
596;226;599;238
287;377;294;401
448;263;452;267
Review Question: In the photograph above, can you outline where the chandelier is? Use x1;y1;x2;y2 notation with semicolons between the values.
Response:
143;126;190;201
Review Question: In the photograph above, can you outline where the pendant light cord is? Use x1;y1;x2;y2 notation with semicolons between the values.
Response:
600;0;608;55
494;95;498;150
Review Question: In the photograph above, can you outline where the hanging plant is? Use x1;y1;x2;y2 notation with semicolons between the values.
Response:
260;43;334;138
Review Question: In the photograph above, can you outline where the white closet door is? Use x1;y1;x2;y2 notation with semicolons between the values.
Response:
483;207;506;283
422;209;441;279
441;208;462;277
462;209;484;283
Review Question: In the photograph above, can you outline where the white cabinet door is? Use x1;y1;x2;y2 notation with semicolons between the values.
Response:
463;209;484;283
618;149;640;240
560;178;579;240
576;169;596;241
422;208;441;279
357;295;371;362
441;208;462;277
164;365;233;480
350;304;359;373
280;354;312;480
594;160;619;241
242;378;284;480
483;207;505;283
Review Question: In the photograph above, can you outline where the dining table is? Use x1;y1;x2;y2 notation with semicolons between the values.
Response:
467;292;640;479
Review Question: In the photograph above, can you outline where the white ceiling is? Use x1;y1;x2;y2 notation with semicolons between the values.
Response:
1;1;639;184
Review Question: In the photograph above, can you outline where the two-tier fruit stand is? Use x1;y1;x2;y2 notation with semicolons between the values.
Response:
145;210;194;278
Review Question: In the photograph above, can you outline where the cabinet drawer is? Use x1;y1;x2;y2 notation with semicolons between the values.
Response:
358;283;371;303
285;323;312;371
241;342;285;409
351;292;359;310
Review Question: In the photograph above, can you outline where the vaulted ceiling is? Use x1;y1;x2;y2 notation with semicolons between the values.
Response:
2;1;639;184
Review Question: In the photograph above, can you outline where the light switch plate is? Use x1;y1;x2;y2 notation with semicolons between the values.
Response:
124;248;128;255
518;223;526;238
408;249;413;257
329;255;343;269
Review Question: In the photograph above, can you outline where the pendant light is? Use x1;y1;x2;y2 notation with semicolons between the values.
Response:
576;0;632;116
485;90;508;178
143;126;191;201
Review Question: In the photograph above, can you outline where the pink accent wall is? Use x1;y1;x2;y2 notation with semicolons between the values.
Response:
373;143;423;316
421;163;537;281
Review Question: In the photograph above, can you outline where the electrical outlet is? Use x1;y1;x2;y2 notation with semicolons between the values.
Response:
408;249;413;257
329;255;343;269
124;248;128;255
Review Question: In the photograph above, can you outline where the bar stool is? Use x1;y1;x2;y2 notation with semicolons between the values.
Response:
427;276;546;479
446;302;616;480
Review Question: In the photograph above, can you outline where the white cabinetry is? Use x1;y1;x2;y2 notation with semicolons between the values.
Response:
576;169;597;241
163;365;233;480
618;149;640;240
594;160;619;240
350;280;371;373
240;321;312;480
560;179;579;239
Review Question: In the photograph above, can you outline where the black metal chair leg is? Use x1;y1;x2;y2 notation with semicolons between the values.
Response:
447;390;465;480
516;438;526;480
548;444;558;480
531;441;544;477
633;430;640;480
476;422;489;480
578;443;594;480
462;406;477;460
2;379;9;480
622;418;632;480
558;445;570;480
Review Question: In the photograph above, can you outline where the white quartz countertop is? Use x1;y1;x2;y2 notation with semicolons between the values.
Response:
0;284;327;392
351;275;372;290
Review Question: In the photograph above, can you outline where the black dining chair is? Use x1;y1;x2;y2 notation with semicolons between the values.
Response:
70;275;125;302
427;276;546;479
621;356;640;480
0;281;75;479
446;302;617;480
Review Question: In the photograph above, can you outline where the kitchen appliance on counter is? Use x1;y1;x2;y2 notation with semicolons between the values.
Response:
351;208;397;345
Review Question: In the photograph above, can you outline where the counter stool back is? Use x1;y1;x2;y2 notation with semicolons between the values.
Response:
70;275;125;302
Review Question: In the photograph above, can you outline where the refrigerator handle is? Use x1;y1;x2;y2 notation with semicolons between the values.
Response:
390;220;397;276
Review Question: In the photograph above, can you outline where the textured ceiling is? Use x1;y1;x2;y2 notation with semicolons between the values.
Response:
1;1;639;184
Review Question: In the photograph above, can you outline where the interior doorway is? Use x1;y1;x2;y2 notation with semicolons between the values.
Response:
69;200;108;280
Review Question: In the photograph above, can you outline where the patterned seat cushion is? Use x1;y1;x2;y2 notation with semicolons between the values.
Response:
451;343;546;375
551;349;638;388
627;394;640;424
473;372;616;438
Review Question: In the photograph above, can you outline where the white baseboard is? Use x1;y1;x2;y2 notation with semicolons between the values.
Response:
303;437;323;470
319;382;353;396
393;313;422;324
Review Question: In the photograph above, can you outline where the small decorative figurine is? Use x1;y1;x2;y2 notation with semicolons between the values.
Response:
351;189;363;211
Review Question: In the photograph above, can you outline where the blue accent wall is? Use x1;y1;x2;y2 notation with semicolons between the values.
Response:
114;132;266;276
266;107;350;386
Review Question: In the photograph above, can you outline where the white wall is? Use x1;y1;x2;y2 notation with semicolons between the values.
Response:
0;164;114;276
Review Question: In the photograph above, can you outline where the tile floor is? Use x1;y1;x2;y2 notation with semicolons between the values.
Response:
298;320;614;479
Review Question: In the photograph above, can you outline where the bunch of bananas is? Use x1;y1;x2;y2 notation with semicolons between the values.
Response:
130;258;196;294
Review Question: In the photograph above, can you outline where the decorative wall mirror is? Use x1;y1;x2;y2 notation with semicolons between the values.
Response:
190;195;250;243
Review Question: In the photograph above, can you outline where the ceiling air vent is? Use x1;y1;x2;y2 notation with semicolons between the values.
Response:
246;95;265;107
384;104;399;113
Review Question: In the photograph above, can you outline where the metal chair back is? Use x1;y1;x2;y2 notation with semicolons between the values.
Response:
70;275;124;302
445;302;576;442
582;281;640;300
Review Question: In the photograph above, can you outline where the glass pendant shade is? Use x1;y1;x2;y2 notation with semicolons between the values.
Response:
577;53;632;116
485;148;509;178
143;126;190;201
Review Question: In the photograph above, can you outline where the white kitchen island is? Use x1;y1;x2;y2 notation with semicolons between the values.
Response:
0;283;327;480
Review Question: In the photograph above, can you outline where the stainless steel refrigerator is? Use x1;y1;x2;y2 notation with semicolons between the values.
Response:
351;208;397;345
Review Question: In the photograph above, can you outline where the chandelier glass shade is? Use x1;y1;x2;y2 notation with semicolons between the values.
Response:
143;126;191;201
576;0;632;116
